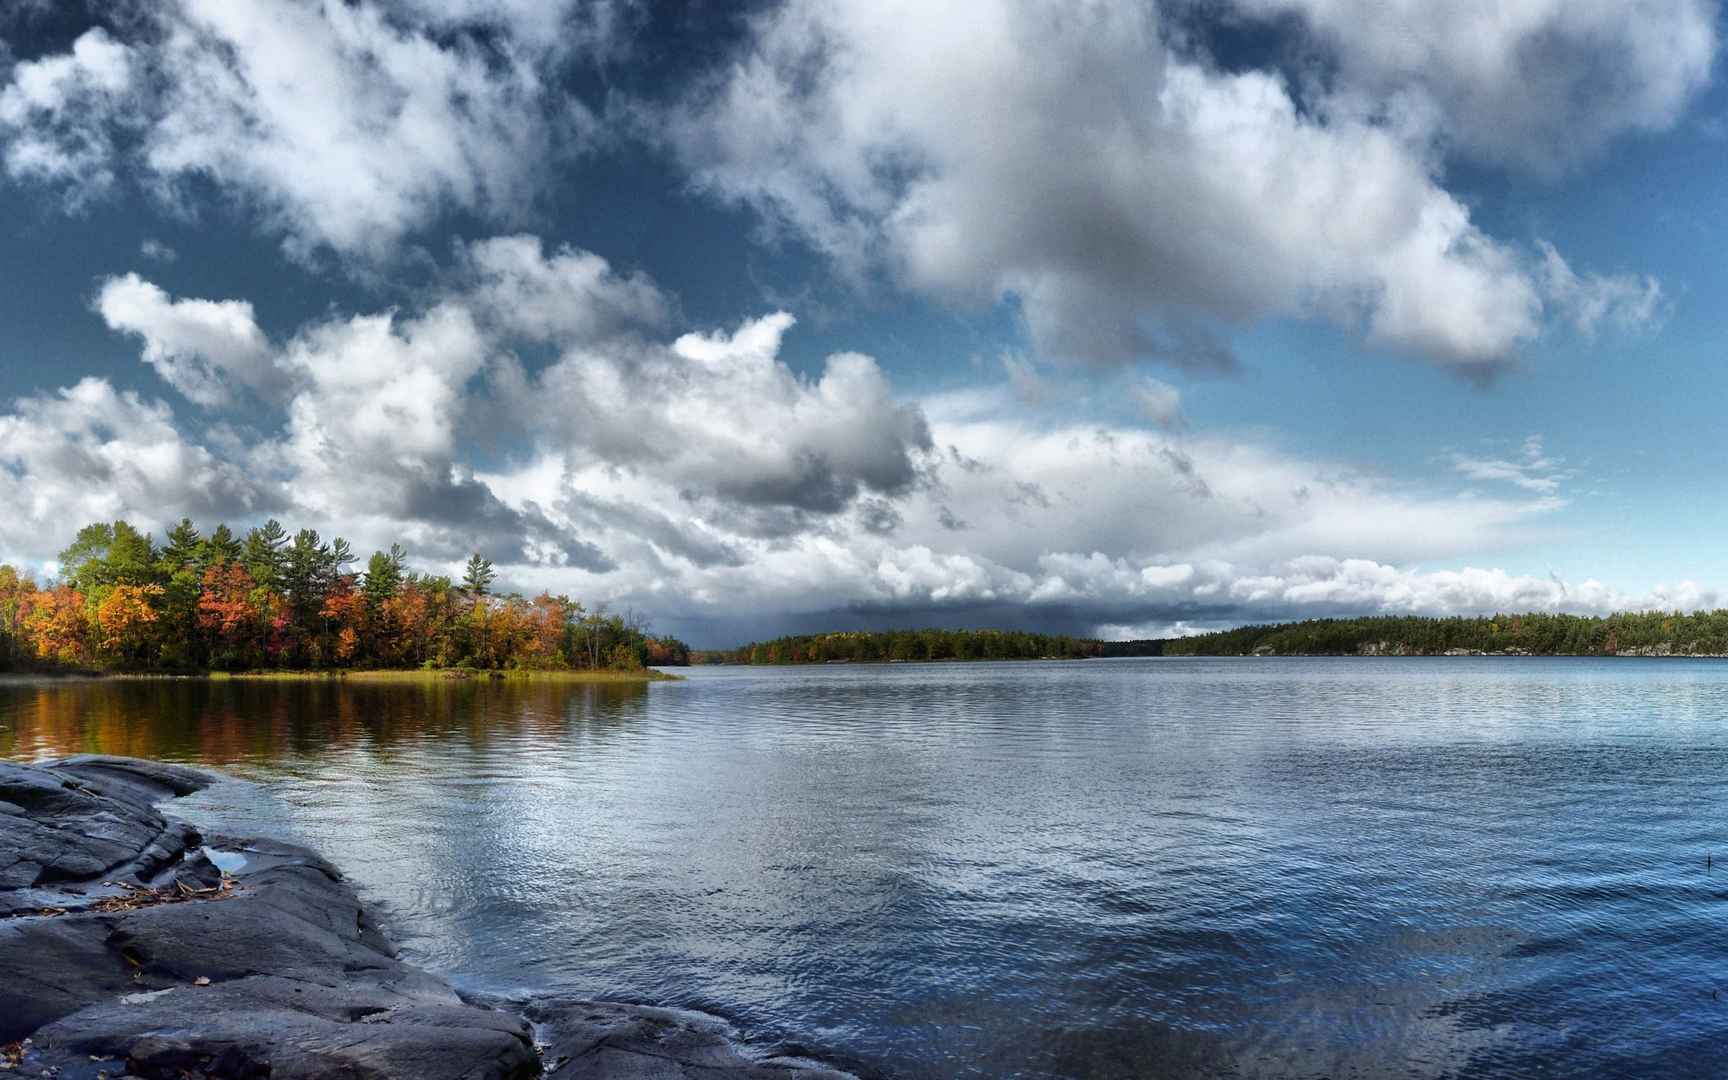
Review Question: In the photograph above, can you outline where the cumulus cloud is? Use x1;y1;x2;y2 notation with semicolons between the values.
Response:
465;377;1642;642
526;311;933;522
0;378;267;563
0;27;134;197
460;235;673;343
474;404;1713;644
0;2;595;260
1222;0;1717;175
80;239;932;572
667;0;1670;375
8;264;1715;641
244;299;602;567
95;273;282;409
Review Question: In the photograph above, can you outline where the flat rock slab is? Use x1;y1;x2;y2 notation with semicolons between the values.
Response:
0;757;860;1080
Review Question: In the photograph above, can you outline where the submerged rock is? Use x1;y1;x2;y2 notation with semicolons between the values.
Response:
526;1000;855;1079
0;756;857;1080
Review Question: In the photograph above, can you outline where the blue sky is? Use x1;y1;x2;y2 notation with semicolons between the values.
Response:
0;0;1723;646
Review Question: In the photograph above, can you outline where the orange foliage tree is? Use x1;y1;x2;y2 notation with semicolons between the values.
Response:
27;587;91;665
97;583;165;662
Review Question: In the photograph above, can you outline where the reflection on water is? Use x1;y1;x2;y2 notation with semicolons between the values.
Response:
0;676;652;766
6;659;1728;1079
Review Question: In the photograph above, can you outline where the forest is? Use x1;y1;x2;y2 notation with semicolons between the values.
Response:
700;628;1099;664
1158;612;1728;657
0;519;690;674
705;610;1728;666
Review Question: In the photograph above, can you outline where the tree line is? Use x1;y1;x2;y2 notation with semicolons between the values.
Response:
1158;612;1728;657
0;519;690;673
695;612;1728;667
699;628;1098;665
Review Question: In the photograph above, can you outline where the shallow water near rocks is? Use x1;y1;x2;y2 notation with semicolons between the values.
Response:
5;657;1728;1078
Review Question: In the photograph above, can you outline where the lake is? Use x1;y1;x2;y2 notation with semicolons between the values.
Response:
6;657;1728;1078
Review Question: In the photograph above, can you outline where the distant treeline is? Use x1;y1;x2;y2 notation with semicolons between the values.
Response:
700;611;1728;667
1159;613;1728;657
0;518;690;674
697;628;1099;665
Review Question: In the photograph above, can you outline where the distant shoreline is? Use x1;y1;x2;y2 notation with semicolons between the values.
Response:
694;651;1728;666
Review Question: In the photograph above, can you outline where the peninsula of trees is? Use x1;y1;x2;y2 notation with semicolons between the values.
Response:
700;629;1098;664
0;519;689;674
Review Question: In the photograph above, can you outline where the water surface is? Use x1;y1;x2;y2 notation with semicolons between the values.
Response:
5;658;1728;1078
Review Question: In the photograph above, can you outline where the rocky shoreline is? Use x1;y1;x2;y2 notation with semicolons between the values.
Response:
0;756;857;1079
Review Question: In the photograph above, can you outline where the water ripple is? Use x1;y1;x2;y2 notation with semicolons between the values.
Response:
8;657;1728;1077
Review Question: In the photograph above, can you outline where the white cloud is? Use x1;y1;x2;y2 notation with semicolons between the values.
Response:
27;240;1712;641
1537;242;1665;337
139;238;178;263
88;240;932;566
0;2;591;261
461;234;672;343
394;0;636;58
0;378;266;564
1223;0;1717;175
1449;434;1569;495
526;311;933;523
0;28;134;197
95;273;282;409
472;381;1626;639
1131;376;1186;431
667;0;1667;375
244;297;599;567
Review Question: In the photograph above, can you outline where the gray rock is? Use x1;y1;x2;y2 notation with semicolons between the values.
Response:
528;1000;858;1079
2;757;536;1079
1;756;860;1080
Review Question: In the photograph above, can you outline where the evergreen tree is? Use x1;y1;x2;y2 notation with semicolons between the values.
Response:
201;524;243;569
462;553;496;598
243;520;290;591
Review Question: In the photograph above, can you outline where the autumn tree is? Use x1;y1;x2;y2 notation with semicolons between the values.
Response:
10;519;679;674
320;574;364;663
198;563;257;668
0;566;37;668
98;584;165;663
27;587;91;665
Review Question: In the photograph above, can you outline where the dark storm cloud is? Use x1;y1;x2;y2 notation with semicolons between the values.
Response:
398;473;614;571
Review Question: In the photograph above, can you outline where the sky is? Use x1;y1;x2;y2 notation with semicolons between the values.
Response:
0;0;1725;647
